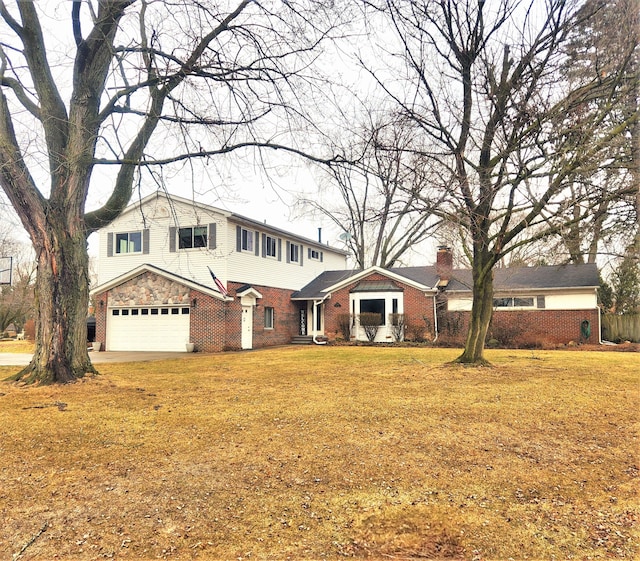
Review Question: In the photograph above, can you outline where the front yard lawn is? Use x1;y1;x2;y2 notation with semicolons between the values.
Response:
0;347;637;560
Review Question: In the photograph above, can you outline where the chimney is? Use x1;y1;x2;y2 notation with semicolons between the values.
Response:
436;246;453;282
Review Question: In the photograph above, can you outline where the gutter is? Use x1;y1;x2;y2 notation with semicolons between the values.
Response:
432;294;439;343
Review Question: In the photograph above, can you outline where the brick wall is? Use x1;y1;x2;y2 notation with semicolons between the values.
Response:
322;272;437;342
93;291;108;348
189;291;227;352
437;308;600;347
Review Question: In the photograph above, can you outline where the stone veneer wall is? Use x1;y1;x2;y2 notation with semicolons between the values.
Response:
109;272;190;307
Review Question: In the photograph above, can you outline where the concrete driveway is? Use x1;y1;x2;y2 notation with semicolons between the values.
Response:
0;351;193;367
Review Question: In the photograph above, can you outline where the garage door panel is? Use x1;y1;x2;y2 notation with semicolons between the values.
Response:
107;307;190;351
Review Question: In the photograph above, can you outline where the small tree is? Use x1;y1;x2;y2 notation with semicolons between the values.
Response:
389;312;405;342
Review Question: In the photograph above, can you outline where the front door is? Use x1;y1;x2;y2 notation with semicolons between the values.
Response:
241;305;253;349
299;307;307;336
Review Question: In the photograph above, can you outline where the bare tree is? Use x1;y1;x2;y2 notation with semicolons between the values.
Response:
305;113;442;268
0;227;35;334
0;0;343;383
552;0;639;264
366;0;638;363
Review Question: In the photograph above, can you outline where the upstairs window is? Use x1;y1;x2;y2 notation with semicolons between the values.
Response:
115;232;142;254
308;248;323;261
241;228;254;252
265;235;277;258
289;243;300;263
179;226;207;249
108;230;149;256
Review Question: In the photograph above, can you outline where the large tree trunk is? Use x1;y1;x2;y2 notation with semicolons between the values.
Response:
455;258;494;365
8;215;95;385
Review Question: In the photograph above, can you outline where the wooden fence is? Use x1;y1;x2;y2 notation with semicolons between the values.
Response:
601;314;640;343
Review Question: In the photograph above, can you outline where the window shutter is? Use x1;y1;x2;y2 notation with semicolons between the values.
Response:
143;229;150;254
169;227;176;252
277;238;282;261
208;223;216;250
236;226;242;252
255;231;260;256
261;233;266;258
107;233;113;257
286;241;291;263
299;245;303;266
308;247;311;259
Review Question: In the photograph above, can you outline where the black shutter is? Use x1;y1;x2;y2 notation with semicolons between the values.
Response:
107;233;113;256
262;233;266;258
236;225;242;252
169;227;176;252
255;231;260;256
277;238;282;261
299;245;303;266
286;241;291;263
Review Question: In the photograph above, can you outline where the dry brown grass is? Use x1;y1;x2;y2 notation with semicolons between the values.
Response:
0;339;34;353
0;347;638;560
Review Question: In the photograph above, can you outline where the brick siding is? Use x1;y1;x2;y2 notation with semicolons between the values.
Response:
437;308;600;347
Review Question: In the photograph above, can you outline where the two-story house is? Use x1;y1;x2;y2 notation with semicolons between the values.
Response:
91;194;601;352
91;192;348;352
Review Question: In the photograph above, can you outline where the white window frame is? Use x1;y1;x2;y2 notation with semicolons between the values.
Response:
289;243;299;263
241;228;254;252
264;306;274;329
178;225;208;249
493;296;536;309
265;235;277;258
115;231;142;254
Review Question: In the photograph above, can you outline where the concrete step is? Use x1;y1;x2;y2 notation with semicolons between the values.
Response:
291;336;313;345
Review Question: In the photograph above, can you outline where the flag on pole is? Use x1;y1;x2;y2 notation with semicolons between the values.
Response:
208;267;228;296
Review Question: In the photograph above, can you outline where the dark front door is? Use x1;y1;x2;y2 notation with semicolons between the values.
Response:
299;307;307;336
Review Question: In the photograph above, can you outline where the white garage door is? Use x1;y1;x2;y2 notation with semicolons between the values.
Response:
107;306;190;351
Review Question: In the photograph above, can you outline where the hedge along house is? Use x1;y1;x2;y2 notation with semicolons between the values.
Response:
90;192;348;352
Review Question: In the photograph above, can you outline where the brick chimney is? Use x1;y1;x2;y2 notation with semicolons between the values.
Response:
436;246;453;282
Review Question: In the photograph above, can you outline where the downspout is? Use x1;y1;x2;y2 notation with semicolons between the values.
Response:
313;296;329;345
432;293;439;343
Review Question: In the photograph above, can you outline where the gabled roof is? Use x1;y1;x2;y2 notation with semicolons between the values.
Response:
446;263;600;292
90;263;231;300
291;266;439;300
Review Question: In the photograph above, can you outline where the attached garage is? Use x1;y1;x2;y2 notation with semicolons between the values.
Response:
92;264;229;352
107;306;191;351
